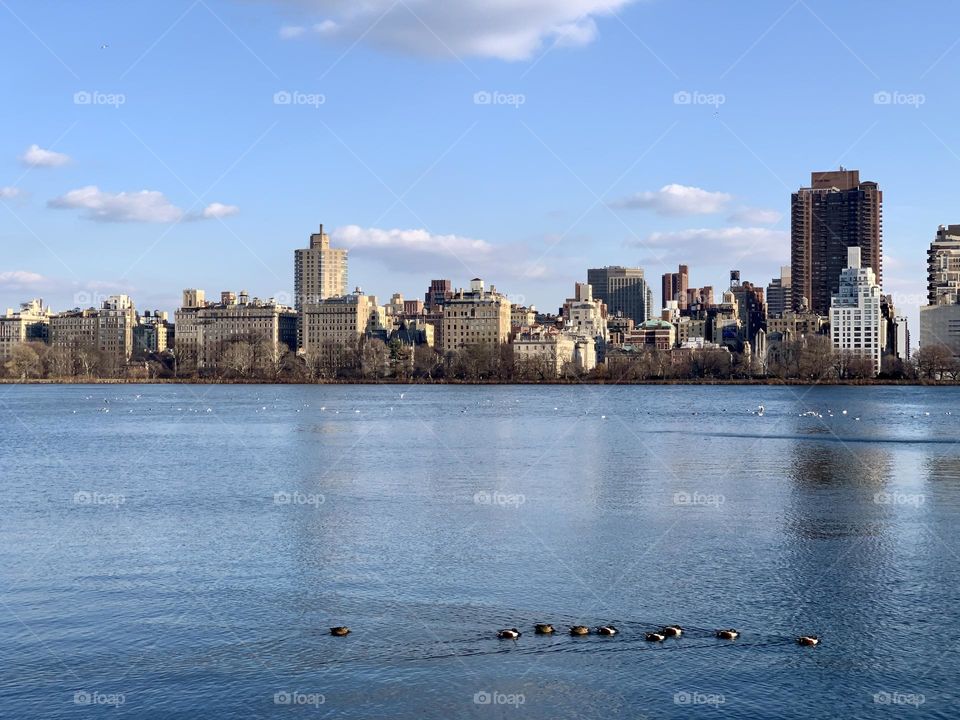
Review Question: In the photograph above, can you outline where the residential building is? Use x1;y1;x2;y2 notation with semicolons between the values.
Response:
424;279;452;313
442;279;512;353
791;169;883;314
766;266;792;318
513;325;595;376
50;295;137;364
511;305;538;328
920;225;960;355
729;272;766;348
830;247;883;375
587;266;652;325
175;289;296;370
766;312;828;343
0;299;52;360
562;282;608;358
294;224;348;349
624;319;676;351
662;264;690;311
133;311;171;355
301;289;382;363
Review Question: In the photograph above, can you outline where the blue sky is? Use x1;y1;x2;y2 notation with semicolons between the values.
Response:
2;0;959;334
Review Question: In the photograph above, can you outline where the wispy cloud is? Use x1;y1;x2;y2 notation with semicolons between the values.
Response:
638;226;789;260
0;186;23;199
610;183;732;215
19;144;71;168
49;186;237;224
271;0;635;61
0;270;47;290
726;207;782;225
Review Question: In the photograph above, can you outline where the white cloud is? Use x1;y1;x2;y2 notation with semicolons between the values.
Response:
727;207;782;225
610;184;732;215
0;186;22;199
49;186;237;223
271;0;634;61
201;202;240;219
20;144;71;168
0;270;47;289
332;225;495;263
639;226;789;259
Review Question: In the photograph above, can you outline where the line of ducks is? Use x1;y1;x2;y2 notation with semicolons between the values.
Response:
330;624;820;647
494;624;820;647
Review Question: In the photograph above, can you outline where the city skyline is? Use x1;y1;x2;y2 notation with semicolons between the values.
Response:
4;1;960;337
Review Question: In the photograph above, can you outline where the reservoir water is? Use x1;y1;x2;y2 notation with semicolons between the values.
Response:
1;384;959;718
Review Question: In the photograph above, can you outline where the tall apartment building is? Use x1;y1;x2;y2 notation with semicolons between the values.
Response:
920;224;960;355
587;266;652;326
441;278;512;353
50;295;137;364
729;272;766;348
301;289;381;363
0;299;52;360
133;311;171;356
424;279;453;313
174;289;296;370
791;169;882;314
766;266;792;318
661;264;689;311
830;247;883;375
294;224;348;349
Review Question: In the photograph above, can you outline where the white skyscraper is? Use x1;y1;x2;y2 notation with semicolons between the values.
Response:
830;246;883;375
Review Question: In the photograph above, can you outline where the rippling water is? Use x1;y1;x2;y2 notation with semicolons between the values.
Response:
1;384;959;718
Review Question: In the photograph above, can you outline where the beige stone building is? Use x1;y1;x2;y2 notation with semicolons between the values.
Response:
50;295;137;363
174;289;296;370
0;299;52;360
766;312;827;342
294;224;348;349
442;279;512;354
302;290;381;363
513;325;596;376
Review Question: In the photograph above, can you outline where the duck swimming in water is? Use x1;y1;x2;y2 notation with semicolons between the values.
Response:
330;627;350;636
534;624;555;634
797;635;820;646
497;628;521;640
645;632;666;642
715;629;739;640
596;625;618;636
569;625;590;636
661;625;683;637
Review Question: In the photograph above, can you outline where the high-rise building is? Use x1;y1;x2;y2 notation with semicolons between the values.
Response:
661;264;689;311
766;266;792;318
830;247;883;375
729;271;766;348
294;224;348;349
424;279;453;313
587;266;652;325
920;224;960;356
791;169;882;314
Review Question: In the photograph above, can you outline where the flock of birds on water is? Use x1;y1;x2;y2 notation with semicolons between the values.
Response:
326;623;821;647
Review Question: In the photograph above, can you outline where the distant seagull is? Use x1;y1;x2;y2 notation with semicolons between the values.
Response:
100;43;109;49
399;392;405;400
757;404;765;417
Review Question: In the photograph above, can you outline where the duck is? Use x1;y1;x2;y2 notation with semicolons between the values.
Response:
661;625;683;638
715;629;740;640
596;625;618;636
645;632;666;642
497;628;521;640
329;626;350;636
534;624;555;635
569;625;591;636
797;635;820;646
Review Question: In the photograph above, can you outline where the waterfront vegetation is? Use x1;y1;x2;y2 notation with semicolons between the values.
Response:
3;335;958;384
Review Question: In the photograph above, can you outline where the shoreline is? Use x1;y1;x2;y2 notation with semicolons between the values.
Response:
0;378;951;387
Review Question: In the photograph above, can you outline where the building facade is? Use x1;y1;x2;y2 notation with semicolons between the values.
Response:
301;290;381;364
791;169;882;314
830;247;883;375
766;266;792;318
50;295;137;364
0;299;52;360
294;224;348;349
441;279;512;353
661;264;689;311
587;266;652;325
